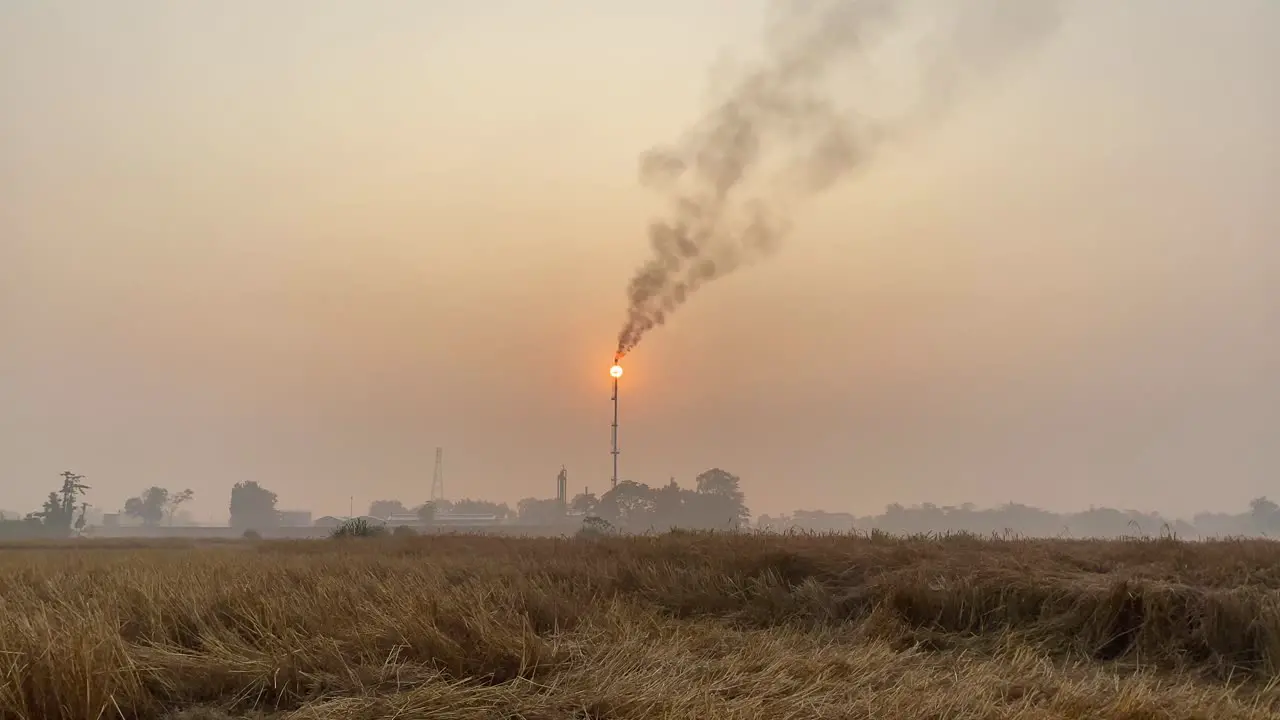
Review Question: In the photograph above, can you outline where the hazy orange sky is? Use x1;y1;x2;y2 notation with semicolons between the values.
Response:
2;1;1278;521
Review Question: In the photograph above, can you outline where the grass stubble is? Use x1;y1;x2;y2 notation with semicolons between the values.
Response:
1;531;1279;719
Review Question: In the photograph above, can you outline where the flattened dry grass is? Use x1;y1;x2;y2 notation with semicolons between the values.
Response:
1;532;1278;719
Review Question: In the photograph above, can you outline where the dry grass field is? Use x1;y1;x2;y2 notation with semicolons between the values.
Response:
2;531;1280;719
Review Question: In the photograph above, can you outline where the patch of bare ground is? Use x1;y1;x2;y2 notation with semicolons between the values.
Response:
1;532;1278;719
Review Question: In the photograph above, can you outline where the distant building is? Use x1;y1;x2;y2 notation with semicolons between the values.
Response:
434;513;502;526
384;513;420;526
312;512;504;529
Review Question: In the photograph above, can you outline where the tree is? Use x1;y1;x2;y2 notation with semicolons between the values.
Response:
1249;497;1279;532
595;481;656;530
166;489;194;526
330;516;386;539
650;479;683;527
123;487;193;527
570;491;598;514
35;492;64;527
124;487;169;527
694;468;740;496
693;468;749;528
517;497;566;525
59;472;90;518
368;500;408;518
229;481;279;531
588;475;754;532
680;489;741;530
449;498;513;519
33;472;90;536
579;515;613;538
1249;497;1278;516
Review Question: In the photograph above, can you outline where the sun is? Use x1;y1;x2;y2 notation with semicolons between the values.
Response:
609;365;624;378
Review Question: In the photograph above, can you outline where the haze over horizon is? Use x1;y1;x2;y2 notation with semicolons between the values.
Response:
3;1;1278;522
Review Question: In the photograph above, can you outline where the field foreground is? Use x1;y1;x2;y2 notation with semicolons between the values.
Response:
2;532;1280;719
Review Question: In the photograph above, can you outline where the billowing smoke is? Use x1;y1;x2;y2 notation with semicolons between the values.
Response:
613;0;1063;361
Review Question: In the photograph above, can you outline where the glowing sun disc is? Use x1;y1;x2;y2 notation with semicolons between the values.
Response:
609;365;624;378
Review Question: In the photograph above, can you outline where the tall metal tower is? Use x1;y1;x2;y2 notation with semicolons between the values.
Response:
430;447;445;502
609;364;623;487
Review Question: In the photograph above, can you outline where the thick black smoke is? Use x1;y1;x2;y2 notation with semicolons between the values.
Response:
613;0;1062;361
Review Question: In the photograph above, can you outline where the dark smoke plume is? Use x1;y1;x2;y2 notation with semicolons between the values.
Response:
613;0;1062;361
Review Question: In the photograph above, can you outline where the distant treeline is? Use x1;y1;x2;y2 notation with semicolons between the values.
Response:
758;497;1280;539
377;468;753;532
6;467;1279;540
